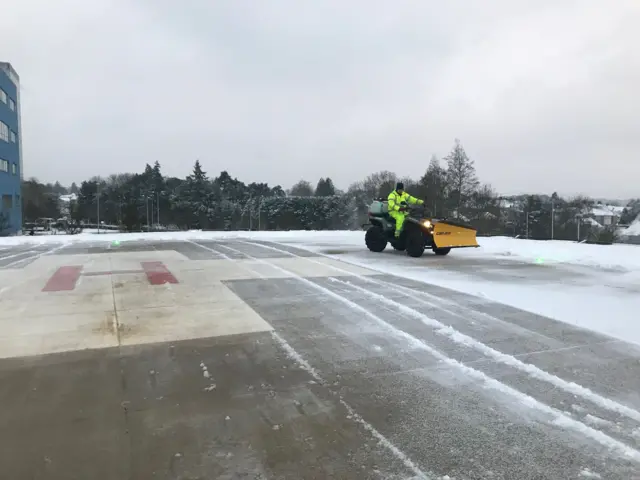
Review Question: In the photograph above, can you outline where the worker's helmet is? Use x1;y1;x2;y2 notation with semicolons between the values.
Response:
396;182;404;192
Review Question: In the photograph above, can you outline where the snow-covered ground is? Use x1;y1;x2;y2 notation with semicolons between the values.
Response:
3;230;640;346
5;230;640;270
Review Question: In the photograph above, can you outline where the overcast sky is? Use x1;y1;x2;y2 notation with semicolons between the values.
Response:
3;0;639;197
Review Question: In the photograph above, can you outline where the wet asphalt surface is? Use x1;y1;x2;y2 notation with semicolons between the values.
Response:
0;239;640;479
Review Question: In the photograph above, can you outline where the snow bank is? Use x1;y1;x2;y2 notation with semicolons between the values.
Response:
2;230;639;272
626;218;640;236
468;236;640;271
0;230;359;246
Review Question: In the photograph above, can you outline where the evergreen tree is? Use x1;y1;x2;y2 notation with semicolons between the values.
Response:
152;161;163;192
184;160;211;228
315;177;336;196
417;156;448;216
621;199;640;224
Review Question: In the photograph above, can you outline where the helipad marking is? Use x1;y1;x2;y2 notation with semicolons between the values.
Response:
42;266;83;292
141;261;179;285
42;262;178;292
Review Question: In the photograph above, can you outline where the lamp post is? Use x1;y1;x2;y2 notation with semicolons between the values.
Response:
96;185;100;234
145;196;150;231
551;199;554;240
576;214;582;241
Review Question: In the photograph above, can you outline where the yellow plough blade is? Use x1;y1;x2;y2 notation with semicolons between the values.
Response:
432;220;479;249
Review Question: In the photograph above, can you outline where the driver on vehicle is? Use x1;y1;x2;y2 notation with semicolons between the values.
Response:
387;182;424;238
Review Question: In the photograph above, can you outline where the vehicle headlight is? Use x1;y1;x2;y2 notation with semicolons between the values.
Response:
422;220;432;228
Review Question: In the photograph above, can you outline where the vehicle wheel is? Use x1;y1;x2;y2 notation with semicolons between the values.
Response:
433;247;451;256
365;226;387;252
391;238;406;251
405;228;426;257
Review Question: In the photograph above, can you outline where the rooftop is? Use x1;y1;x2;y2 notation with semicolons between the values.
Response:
591;205;623;217
0;62;20;85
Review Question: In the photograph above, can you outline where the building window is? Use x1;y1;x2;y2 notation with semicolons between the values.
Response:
9;130;16;143
8;98;15;111
0;159;8;172
11;163;16;175
0;122;8;142
0;89;6;104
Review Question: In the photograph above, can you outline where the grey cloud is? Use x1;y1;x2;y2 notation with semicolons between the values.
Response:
3;0;639;197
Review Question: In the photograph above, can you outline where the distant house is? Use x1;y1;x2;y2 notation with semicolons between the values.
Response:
58;193;77;218
589;205;622;227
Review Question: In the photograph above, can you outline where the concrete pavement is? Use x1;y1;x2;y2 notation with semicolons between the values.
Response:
0;238;639;479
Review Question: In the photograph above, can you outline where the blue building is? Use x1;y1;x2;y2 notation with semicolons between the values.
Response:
0;62;22;235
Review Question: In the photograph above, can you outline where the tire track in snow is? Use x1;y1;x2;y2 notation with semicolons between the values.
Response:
330;276;640;424
0;243;68;269
208;240;640;463
240;240;640;427
327;276;640;447
225;241;640;463
187;240;433;480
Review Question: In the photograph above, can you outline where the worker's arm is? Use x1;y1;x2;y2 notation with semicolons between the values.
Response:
387;192;401;211
407;194;424;205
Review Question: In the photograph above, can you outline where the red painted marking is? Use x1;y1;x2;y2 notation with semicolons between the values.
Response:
141;261;178;285
42;266;83;292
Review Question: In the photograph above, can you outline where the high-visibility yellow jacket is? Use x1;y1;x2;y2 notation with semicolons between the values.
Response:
387;190;423;213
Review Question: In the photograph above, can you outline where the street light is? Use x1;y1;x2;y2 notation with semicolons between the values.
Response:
551;199;555;240
576;214;583;242
96;185;100;234
525;211;535;239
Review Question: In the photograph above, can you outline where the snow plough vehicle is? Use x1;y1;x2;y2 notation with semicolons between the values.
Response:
363;200;479;257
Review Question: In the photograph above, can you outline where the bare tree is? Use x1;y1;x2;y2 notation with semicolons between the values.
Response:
361;170;398;200
289;180;314;197
444;139;479;218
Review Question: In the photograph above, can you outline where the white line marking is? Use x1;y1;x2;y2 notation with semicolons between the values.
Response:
228;241;640;461
2;243;68;269
242;240;640;426
186;239;234;261
0;249;39;262
188;240;431;478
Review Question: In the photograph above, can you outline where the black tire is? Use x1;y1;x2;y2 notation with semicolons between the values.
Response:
405;228;426;257
433;247;451;256
391;239;406;251
365;226;387;252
